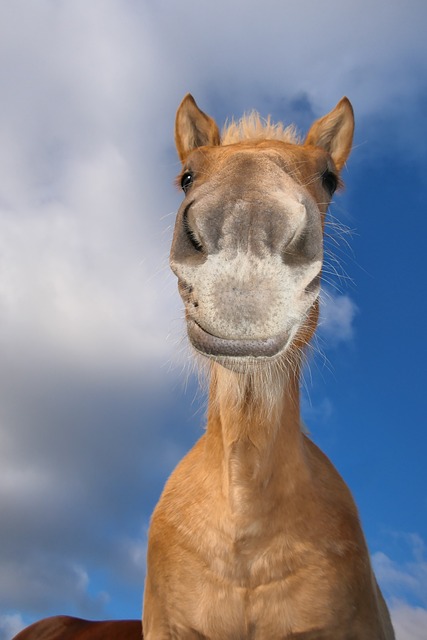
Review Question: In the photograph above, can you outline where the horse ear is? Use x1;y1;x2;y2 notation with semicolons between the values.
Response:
305;97;354;171
175;94;221;163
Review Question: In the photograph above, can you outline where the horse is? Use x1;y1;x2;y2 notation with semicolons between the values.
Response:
13;94;394;639
142;94;395;639
12;616;141;639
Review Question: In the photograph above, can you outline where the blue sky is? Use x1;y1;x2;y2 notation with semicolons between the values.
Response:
0;1;426;639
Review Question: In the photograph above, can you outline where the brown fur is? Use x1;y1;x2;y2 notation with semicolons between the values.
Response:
12;616;142;640
143;95;395;639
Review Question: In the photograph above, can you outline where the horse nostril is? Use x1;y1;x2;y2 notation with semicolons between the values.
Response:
193;301;199;308
305;273;321;294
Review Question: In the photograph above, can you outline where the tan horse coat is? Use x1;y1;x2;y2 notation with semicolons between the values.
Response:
142;95;395;639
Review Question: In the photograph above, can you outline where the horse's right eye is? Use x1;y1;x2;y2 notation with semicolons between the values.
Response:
181;171;193;193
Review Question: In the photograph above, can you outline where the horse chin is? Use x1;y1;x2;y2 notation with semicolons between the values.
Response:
186;318;291;371
206;354;280;374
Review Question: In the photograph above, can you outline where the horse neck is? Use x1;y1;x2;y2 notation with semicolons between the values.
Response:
205;362;309;516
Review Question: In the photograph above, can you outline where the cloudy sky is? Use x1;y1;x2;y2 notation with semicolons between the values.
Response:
0;1;426;639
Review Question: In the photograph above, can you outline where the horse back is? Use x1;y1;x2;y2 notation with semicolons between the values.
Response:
12;616;142;640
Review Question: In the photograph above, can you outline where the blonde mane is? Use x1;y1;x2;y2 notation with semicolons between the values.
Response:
221;111;300;145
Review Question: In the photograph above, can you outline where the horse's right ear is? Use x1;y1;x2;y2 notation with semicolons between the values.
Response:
175;94;220;163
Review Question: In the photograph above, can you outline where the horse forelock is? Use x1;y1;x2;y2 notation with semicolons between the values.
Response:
221;111;300;146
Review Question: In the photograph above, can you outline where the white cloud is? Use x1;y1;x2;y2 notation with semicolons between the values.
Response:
0;558;109;621
0;0;185;372
373;534;427;639
0;614;25;640
137;0;427;122
115;528;149;586
302;396;334;427
374;552;424;598
390;601;427;640
373;534;427;608
0;359;198;619
318;288;358;345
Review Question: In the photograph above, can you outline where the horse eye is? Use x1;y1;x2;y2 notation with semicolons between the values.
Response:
181;171;194;193
322;170;338;196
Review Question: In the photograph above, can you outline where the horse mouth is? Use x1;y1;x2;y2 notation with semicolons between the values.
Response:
186;318;290;360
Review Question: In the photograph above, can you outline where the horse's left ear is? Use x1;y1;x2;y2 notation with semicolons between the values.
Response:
175;94;221;163
305;97;354;171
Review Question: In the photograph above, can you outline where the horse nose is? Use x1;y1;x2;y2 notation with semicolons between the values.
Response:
220;197;309;259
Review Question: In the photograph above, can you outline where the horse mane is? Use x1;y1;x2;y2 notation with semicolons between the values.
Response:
221;111;300;145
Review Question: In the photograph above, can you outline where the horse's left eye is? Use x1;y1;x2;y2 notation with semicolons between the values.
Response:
181;171;194;193
322;170;338;196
